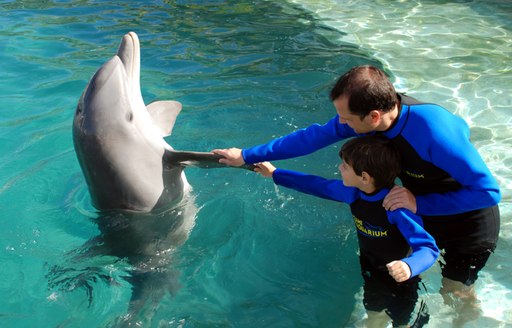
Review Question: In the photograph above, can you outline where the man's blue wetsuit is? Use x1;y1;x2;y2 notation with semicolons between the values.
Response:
242;94;500;285
273;168;439;325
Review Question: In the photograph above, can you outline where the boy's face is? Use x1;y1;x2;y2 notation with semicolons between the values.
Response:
338;160;361;188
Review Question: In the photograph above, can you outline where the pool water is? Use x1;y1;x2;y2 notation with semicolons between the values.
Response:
0;1;511;327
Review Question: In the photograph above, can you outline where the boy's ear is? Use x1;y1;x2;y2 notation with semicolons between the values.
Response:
360;171;372;184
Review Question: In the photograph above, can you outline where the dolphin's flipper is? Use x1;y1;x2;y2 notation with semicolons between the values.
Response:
164;149;256;171
147;101;182;137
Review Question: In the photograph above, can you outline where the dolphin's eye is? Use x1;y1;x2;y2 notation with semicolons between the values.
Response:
127;112;133;122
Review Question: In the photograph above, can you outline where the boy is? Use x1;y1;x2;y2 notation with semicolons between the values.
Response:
255;135;439;327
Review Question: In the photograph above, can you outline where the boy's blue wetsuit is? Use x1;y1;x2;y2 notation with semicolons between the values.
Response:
242;94;500;285
273;168;439;325
273;169;439;277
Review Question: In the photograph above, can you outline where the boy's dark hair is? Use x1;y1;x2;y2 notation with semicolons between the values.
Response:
329;65;398;119
339;135;401;190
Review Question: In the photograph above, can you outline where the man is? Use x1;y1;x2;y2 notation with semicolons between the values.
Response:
213;65;501;321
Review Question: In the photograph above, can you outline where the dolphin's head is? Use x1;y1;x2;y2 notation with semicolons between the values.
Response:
73;32;184;212
74;32;145;139
72;32;228;213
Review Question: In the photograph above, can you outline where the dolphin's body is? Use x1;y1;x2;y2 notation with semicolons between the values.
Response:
69;32;248;324
73;31;235;213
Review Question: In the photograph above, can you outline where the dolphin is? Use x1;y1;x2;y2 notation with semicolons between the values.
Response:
73;31;249;213
67;32;252;325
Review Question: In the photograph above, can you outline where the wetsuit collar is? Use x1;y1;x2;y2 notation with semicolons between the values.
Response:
381;94;408;139
360;187;390;202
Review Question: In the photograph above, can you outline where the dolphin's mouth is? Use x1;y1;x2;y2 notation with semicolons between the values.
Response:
116;31;141;92
126;32;138;81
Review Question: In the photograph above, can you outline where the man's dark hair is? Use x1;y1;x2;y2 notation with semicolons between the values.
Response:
330;65;398;118
339;135;401;190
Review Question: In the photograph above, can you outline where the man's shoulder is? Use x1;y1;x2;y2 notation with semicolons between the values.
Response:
405;101;460;129
399;93;424;106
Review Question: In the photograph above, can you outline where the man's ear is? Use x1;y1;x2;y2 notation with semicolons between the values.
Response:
368;110;381;124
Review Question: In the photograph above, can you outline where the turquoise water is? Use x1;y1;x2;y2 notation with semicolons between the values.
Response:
0;1;511;327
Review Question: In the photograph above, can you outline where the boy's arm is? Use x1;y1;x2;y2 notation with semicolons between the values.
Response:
254;162;276;177
387;209;439;278
271;168;359;204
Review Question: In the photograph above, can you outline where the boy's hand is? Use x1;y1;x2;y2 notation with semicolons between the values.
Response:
212;148;245;166
254;162;276;177
386;260;412;282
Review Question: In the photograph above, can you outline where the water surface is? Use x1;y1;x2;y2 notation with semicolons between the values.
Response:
0;0;511;327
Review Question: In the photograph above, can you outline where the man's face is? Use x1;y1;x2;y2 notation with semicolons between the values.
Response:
333;95;375;134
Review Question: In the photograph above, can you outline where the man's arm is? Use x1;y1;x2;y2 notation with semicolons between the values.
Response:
384;107;500;215
415;123;501;215
213;116;356;166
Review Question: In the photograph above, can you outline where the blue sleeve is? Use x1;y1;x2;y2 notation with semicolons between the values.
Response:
272;168;359;204
388;209;439;277
242;116;357;164
407;106;501;215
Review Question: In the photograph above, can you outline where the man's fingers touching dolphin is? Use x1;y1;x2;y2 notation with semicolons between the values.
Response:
212;148;246;167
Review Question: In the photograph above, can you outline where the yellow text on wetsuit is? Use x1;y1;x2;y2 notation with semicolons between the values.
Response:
353;216;388;237
404;170;425;179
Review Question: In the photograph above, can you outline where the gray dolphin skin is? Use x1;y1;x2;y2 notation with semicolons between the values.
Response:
69;32;252;325
73;31;249;213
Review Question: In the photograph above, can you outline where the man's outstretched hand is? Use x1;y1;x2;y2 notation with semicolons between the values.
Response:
212;148;246;166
